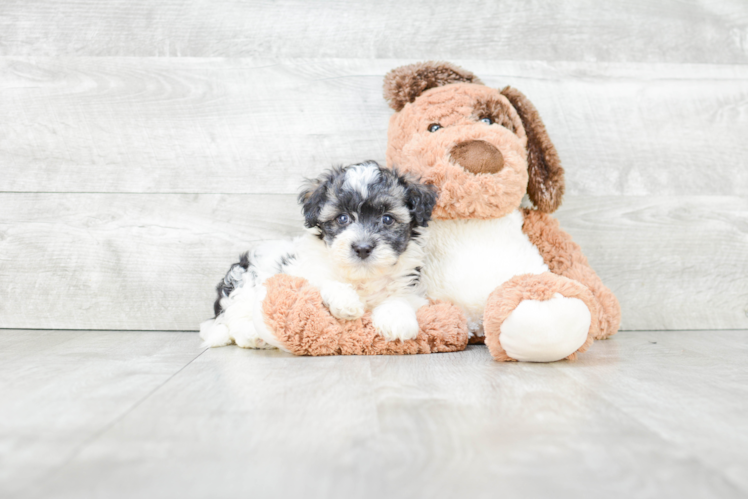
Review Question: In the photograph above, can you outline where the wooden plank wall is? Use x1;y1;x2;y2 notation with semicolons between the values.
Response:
0;1;746;331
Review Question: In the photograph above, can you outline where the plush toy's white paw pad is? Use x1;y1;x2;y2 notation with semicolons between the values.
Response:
322;283;365;320
372;301;420;341
500;293;591;362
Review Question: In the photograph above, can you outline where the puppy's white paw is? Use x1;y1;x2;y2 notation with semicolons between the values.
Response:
231;319;274;349
500;293;591;362
321;282;365;320
328;295;366;321
372;300;420;341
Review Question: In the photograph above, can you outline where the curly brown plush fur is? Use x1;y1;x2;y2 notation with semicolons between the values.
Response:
386;83;529;220
483;273;599;361
262;274;469;356
501;87;565;213
521;209;621;339
259;61;620;362
383;61;483;112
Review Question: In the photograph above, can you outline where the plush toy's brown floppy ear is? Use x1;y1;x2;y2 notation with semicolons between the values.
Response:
383;61;483;112
500;86;565;213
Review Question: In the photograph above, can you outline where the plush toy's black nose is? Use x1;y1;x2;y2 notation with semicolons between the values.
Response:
352;242;374;260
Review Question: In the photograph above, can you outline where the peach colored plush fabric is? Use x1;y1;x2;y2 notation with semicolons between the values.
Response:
383;61;484;112
483;273;600;362
257;61;621;362
500;87;565;213
386;84;530;220
521;209;622;340
262;274;469;356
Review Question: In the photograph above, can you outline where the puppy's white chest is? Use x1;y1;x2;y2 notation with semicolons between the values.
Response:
420;211;548;333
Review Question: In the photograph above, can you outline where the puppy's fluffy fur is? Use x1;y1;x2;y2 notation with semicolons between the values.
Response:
200;161;437;350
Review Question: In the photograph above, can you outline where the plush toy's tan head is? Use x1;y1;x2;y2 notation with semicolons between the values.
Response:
384;61;564;219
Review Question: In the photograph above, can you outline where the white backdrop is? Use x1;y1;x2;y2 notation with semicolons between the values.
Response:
0;1;746;331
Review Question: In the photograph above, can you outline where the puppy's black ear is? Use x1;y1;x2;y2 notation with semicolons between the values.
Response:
297;176;329;229
400;173;438;227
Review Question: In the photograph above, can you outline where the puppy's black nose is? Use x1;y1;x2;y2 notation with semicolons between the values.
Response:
352;242;374;260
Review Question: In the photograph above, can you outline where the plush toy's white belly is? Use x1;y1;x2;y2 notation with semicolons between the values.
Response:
420;210;548;336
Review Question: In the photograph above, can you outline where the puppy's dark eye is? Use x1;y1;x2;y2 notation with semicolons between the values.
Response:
382;214;394;226
480;117;493;125
336;214;350;225
428;123;442;133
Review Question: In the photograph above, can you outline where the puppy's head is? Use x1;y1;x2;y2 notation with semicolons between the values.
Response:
298;161;436;276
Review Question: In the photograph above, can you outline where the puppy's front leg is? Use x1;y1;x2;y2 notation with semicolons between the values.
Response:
372;297;424;341
319;281;365;320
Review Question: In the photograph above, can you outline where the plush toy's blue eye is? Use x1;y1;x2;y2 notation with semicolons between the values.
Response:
480;117;493;125
428;123;442;133
382;214;394;226
336;214;350;225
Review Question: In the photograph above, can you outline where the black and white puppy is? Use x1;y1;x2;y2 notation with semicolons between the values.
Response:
200;160;437;349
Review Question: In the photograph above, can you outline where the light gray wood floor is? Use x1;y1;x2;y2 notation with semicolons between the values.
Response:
2;329;747;498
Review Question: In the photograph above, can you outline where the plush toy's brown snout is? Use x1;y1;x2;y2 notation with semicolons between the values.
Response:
450;140;504;174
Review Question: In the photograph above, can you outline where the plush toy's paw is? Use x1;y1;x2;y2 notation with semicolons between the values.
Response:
371;300;420;341
500;293;590;362
320;281;365;320
484;273;600;362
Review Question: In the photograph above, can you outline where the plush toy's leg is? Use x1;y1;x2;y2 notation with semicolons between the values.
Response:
258;274;469;356
522;209;621;339
483;273;601;362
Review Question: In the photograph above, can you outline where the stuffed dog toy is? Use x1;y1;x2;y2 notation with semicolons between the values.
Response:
258;61;621;362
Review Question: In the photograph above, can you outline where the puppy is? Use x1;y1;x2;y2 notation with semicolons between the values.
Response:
199;160;438;350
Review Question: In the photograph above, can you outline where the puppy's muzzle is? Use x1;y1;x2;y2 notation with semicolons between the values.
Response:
450;140;504;174
352;242;375;260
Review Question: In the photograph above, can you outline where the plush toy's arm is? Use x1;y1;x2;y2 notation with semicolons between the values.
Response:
260;274;468;355
522;209;621;339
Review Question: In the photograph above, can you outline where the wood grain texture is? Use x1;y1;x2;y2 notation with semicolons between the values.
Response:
0;330;205;497
0;193;303;331
556;196;748;331
3;329;744;497
1;0;747;63
555;331;748;494
1;193;745;331
1;58;746;196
